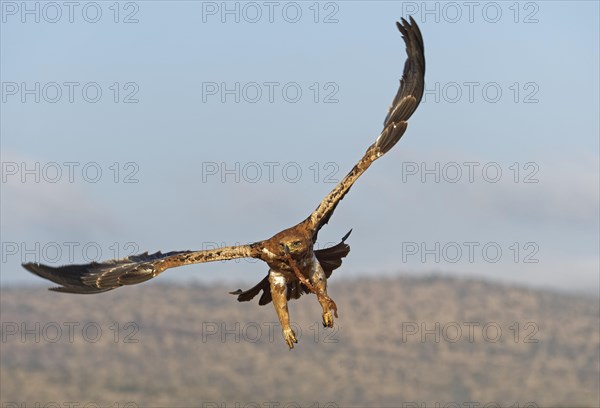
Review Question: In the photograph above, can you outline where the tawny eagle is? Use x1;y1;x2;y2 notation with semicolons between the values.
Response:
23;17;425;349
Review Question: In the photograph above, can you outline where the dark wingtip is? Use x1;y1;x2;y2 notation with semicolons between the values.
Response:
396;16;423;45
23;263;67;292
398;15;417;28
341;229;352;242
22;262;36;273
22;261;112;294
22;262;53;280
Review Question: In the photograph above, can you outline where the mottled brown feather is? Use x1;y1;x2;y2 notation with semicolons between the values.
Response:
23;245;262;294
229;232;351;305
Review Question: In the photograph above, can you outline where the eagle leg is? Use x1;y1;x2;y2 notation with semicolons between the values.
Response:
309;255;337;328
285;248;338;328
268;270;297;349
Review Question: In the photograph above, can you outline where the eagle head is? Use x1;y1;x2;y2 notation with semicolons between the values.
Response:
279;237;308;257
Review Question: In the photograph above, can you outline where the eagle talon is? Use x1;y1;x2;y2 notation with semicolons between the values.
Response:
320;295;337;328
322;310;334;328
283;327;298;349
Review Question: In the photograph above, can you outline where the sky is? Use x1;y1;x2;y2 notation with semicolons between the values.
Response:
1;0;599;295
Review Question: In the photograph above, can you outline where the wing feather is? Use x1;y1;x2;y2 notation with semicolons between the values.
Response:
23;244;262;294
306;17;425;236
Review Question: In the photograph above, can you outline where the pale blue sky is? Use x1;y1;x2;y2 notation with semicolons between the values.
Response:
1;1;598;294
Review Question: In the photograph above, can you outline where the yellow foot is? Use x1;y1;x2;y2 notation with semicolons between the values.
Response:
282;327;298;350
319;294;338;328
322;309;334;328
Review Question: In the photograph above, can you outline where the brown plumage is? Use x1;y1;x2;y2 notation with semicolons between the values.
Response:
230;231;351;305
23;17;425;349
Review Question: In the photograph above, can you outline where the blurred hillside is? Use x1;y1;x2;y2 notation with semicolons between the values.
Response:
1;276;598;407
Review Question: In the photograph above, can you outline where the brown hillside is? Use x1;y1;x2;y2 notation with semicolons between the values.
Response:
1;276;598;407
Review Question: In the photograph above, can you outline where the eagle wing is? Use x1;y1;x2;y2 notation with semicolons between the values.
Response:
23;244;262;294
305;17;425;237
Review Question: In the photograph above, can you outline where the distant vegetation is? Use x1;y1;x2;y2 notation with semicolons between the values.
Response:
1;276;598;407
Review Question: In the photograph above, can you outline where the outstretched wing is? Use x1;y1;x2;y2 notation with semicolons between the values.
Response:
23;244;262;294
305;16;425;237
382;18;426;131
230;231;351;305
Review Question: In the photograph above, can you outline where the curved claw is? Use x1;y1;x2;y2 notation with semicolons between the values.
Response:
322;310;334;328
320;295;338;327
283;327;298;350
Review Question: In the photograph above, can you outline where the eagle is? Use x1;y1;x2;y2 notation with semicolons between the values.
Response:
23;17;425;349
